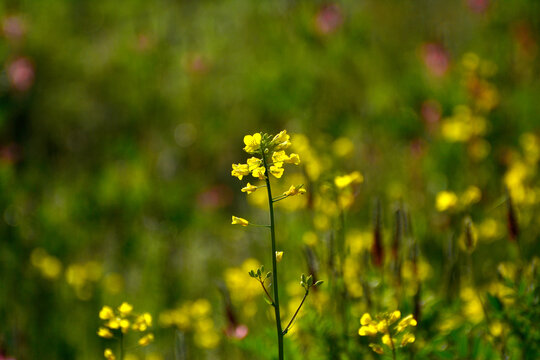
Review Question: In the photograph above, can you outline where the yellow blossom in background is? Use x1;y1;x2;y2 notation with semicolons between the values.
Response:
436;190;458;211
460;287;484;323
401;333;415;346
31;248;62;280
333;137;355;157
118;302;133;316
138;333;154;346
334;171;364;189
241;183;258;194
478;218;501;241
243;133;262;153
100;306;115;320
370;344;384;354
97;327;113;338
396;315;417;332
231;216;249;226
461;186;482;206
275;251;283;262
104;349;115;360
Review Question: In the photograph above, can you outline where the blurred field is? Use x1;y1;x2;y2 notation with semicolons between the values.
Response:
0;0;539;359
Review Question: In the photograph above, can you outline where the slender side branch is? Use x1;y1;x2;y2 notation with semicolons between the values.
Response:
283;290;309;335
260;280;275;307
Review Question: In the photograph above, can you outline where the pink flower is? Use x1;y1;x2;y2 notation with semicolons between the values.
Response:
314;4;343;35
7;57;35;92
2;15;26;41
421;43;449;77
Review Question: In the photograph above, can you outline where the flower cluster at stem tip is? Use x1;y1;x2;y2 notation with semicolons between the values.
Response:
231;130;304;225
98;302;154;359
358;310;417;355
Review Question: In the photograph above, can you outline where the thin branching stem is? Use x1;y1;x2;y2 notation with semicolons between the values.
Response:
260;280;275;306
283;290;309;335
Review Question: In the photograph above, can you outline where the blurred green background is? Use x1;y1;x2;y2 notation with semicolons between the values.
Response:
0;0;539;359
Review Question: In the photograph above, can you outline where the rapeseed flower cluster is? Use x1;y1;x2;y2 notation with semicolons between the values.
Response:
231;130;304;225
159;298;220;349
98;302;153;359
358;311;417;356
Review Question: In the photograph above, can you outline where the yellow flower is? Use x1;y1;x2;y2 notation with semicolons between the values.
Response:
251;166;266;179
138;333;154;346
382;334;393;348
358;324;378;336
369;344;384;354
118;302;133;316
120;319;130;333
377;320;388;333
389;310;401;323
396;315;417;332
435;191;458;211
104;349;116;360
247;157;262;170
271;130;291;150
360;313;374;326
272;150;289;165
283;185;306;197
334;171;363;189
275;251;283;262
231;216;249;226
107;318;121;329
97;327;113;338
270;165;284;178
99;306;115;320
241;183;258;195
401;333;415;346
243;133;262;153
231;163;250;180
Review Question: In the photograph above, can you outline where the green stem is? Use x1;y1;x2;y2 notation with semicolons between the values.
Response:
386;326;396;360
120;332;124;360
262;153;284;360
283;290;308;335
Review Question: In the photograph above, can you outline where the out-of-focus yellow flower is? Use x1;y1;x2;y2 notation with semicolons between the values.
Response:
436;191;458;211
358;324;378;336
103;273;124;294
31;248;62;280
489;321;503;337
401;333;415;346
120;319;130;333
98;327;113;338
118;302;133;316
382;334;393;347
231;163;250;180
243;133;262;153
275;251;283;262
478;218;501;241
461;186;482;206
104;349;116;360
231;216;249;226
107;318;120;329
369;344;384;354
302;231;318;246
190;299;211;318
241;183;258;194
377;320;388;333
133;313;152;331
333;137;355;157
283;185;306;197
360;313;374;326
138;333;154;346
460;287;484;323
100;306;115;320
396;315;417;333
334;171;363;189
389;310;401;323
